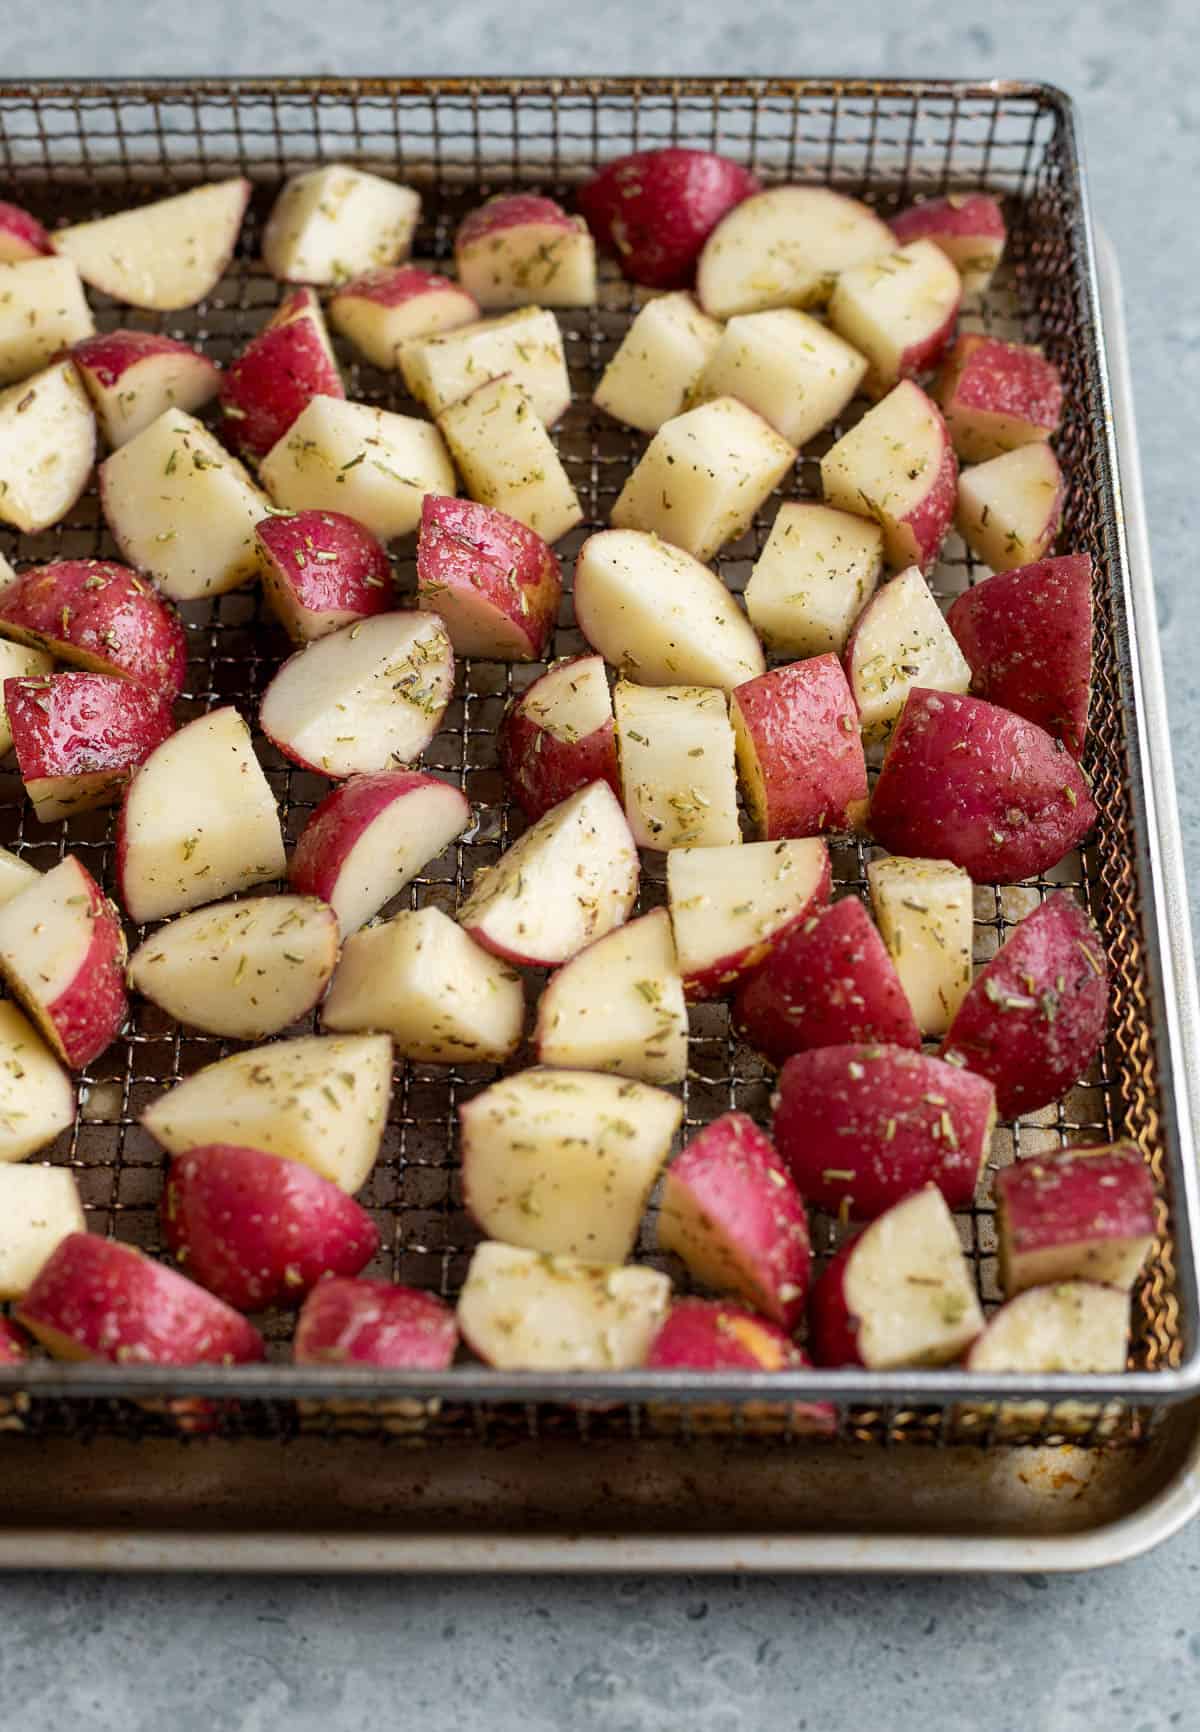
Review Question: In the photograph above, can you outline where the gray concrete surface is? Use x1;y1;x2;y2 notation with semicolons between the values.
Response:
3;5;1199;1728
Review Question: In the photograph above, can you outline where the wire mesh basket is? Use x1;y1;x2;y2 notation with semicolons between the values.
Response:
0;76;1195;1451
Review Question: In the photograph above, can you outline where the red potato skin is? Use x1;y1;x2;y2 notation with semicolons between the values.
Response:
0;559;188;700
7;670;174;791
219;287;344;461
288;769;469;902
16;1234;265;1366
940;890;1108;1117
31;858;128;1069
897;405;958;572
499;658;620;823
734;897;921;1065
0;200;54;260
577;148;760;288
456;193;577;251
0;1316;30;1363
71;328;219;390
995;1143;1156;1286
162;1144;380;1312
417;494;561;660
733;656;868;839
294;1278;459;1368
333;264;473;311
808;1232;869;1367
773;1043;996;1218
681;847;832;1002
645;1298;808;1370
662;1112;811;1328
255;509;395;633
890;194;1006;252
869;688;1096;883
936;333;1062;441
946;555;1092;758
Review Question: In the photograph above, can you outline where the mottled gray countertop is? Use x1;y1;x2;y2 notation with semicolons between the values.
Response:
3;5;1199;1729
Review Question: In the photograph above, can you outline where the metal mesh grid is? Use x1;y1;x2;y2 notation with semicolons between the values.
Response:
0;78;1186;1449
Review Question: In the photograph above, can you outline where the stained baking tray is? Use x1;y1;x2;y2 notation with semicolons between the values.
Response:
0;79;1196;1480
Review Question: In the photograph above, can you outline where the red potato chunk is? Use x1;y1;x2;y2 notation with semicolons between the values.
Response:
773;1043;996;1219
995;1143;1157;1296
935;333;1063;464
940;890;1109;1118
731;655;868;840
417;493;561;662
657;1112;811;1328
889;193;1007;296
0;854;127;1070
645;1298;836;1437
809;1184;984;1368
17;1233;265;1366
0;558;188;701
734;896;921;1065
667;837;831;1001
499;654;619;823
7;671;175;824
579;148;759;289
255;508;395;643
946;554;1093;759
455;194;596;309
72;329;221;449
329;265;479;370
965;1280;1128;1374
219;287;344;462
819;380;958;573
52;177;251;311
0;200;53;262
295;1278;458;1369
163;1143;380;1312
869;688;1096;883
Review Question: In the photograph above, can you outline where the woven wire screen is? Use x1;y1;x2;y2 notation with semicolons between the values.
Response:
0;79;1182;1448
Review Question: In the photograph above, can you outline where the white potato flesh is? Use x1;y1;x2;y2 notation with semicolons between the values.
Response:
52;178;250;310
262;166;420;285
515;653;612;742
457;779;638;968
610;396;795;564
574;529;765;692
745;501;884;657
0;258;94;385
966;1282;1128;1373
0;1000;75;1164
0;847;39;909
957;442;1064;571
260;613;453;778
867;855;974;1037
667;838;829;989
593;292;722;435
100;407;269;600
846;565;970;743
697;186;894;319
461;1068;682;1261
401;307;570;425
321;905;524;1064
141;1032;393;1192
536;908;688;1084
615;682;740;850
843;1186;983;1369
457;1240;672;1371
829;240;962;392
438;375;582;544
0;1166;85;1299
259;396;456;543
690;308;867;446
0;360;96;535
820;381;950;567
128;895;339;1041
118;706;285;924
0;639;54;753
